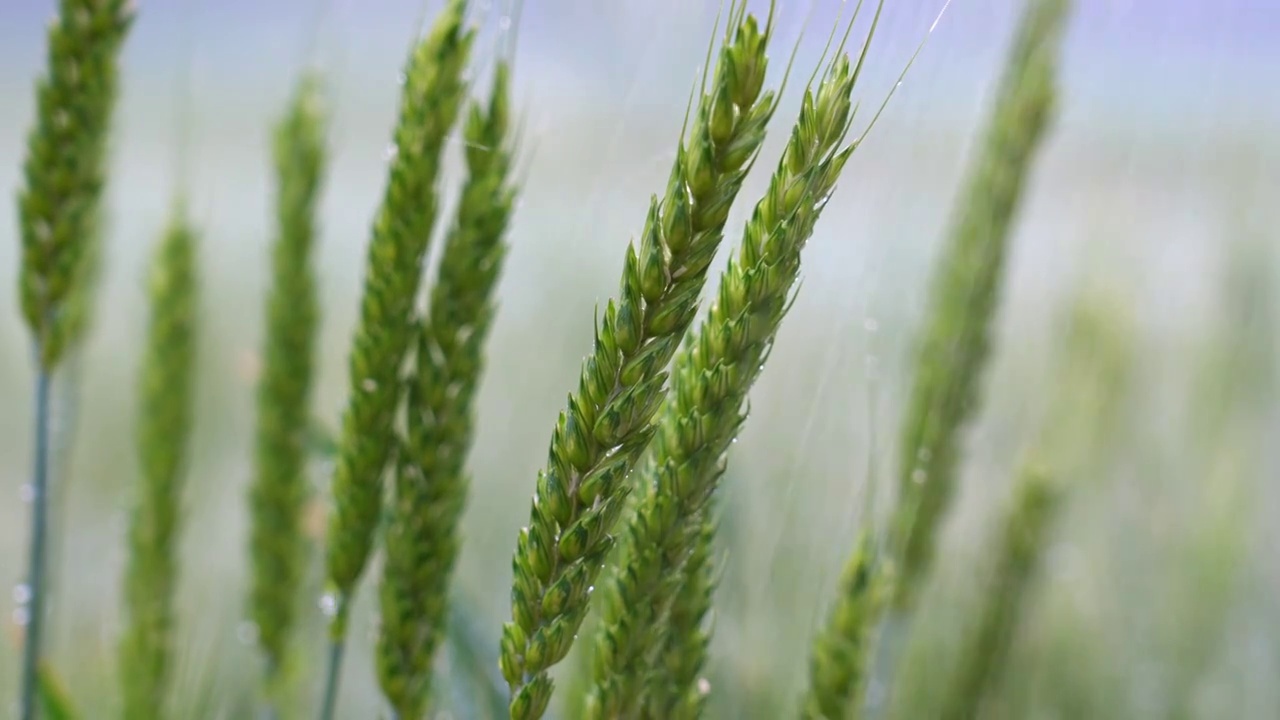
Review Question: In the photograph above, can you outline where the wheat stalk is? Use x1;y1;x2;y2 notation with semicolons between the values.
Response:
889;0;1069;609
585;16;881;714
120;207;200;720
247;73;327;709
317;1;474;715
376;59;517;719
14;2;133;717
499;4;778;717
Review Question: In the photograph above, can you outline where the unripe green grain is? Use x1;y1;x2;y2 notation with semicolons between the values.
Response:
323;0;474;629
501;5;779;717
120;209;199;720
585;31;877;717
247;74;327;701
890;0;1069;608
376;60;516;719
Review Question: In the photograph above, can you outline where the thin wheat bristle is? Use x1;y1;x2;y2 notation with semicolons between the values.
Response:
322;0;474;631
890;0;1069;608
376;60;517;719
499;4;780;717
585;29;876;716
247;73;327;703
120;208;200;720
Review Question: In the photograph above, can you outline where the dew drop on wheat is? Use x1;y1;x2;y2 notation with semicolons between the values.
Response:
19;483;34;503
863;317;879;333
237;620;259;645
917;447;932;463
319;592;339;618
12;584;31;605
383;145;399;162
12;607;29;627
361;378;379;393
911;468;927;484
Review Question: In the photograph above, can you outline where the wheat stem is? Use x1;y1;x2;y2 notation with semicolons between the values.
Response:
19;369;51;720
499;4;778;718
376;59;517;718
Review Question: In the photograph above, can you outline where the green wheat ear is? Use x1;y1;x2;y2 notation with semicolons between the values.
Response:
247;72;327;706
500;3;779;717
938;465;1060;720
798;532;893;720
120;207;200;720
322;0;474;630
17;0;134;369
890;0;1069;609
376;58;517;719
585;12;881;707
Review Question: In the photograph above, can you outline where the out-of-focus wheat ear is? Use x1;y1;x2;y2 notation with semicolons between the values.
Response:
798;532;893;720
318;2;474;716
499;4;780;718
15;3;133;716
939;466;1060;720
120;207;200;720
375;55;516;719
247;73;327;711
585;11;882;711
889;0;1070;609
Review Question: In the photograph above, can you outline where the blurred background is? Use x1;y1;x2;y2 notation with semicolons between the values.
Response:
1;0;1277;716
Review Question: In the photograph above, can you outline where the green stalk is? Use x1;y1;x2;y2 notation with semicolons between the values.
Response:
318;1;473;714
247;74;327;709
120;208;200;720
14;2;133;717
938;467;1059;720
585;19;879;714
376;60;517;718
889;0;1069;609
499;4;779;717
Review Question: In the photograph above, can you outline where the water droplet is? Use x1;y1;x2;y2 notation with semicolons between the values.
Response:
696;677;711;695
237;621;259;645
361;378;379;393
911;468;927;484
383;144;399;161
863;318;879;333
319;592;339;618
12;584;31;605
917;447;932;463
498;16;512;32
395;72;406;86
19;484;34;503
12;607;29;627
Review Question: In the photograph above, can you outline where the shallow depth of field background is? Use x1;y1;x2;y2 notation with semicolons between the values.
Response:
0;0;1277;716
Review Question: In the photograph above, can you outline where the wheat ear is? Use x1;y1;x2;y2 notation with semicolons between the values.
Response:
14;3;133;715
376;59;517;718
939;466;1059;720
890;0;1069;608
120;208;199;720
499;4;778;717
247;73;327;706
586;21;879;715
318;2;474;715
